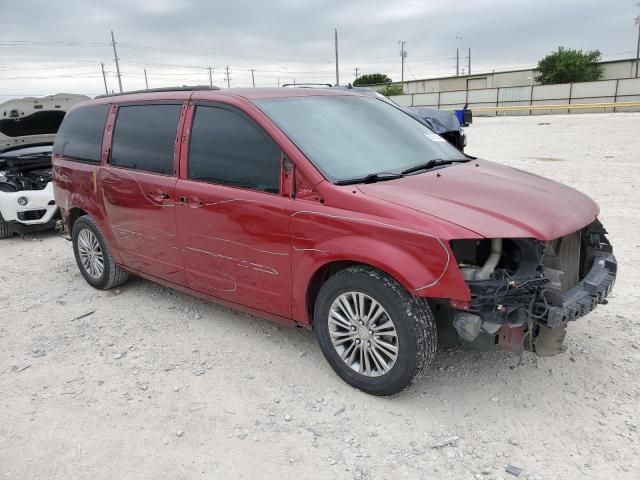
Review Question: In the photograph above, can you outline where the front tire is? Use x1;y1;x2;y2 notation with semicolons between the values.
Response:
314;266;437;395
0;213;13;239
72;215;129;290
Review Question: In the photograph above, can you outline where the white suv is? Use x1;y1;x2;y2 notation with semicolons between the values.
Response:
0;144;59;238
0;93;89;238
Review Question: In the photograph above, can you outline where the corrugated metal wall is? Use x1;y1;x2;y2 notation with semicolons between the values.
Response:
390;77;640;116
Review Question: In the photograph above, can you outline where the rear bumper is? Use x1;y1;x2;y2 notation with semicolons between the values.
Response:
544;253;616;328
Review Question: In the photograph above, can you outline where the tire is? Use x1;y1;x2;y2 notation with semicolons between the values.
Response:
0;213;12;239
72;215;129;290
313;265;437;396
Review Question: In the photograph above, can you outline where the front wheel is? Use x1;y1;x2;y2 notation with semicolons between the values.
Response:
314;266;437;395
72;215;129;290
0;212;13;239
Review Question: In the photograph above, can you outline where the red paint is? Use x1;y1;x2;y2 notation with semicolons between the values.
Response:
498;325;526;352
53;88;601;327
358;160;599;240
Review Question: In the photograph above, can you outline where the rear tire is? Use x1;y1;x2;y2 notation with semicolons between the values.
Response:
72;215;129;290
314;265;437;395
0;213;12;239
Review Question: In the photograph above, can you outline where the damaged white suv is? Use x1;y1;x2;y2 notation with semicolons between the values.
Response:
0;93;88;238
0;144;59;238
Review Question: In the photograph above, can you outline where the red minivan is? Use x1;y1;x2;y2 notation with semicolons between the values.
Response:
52;86;616;395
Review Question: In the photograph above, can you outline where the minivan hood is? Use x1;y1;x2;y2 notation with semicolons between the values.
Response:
357;159;599;240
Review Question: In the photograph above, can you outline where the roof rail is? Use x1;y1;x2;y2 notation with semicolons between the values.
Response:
95;85;220;98
281;83;333;88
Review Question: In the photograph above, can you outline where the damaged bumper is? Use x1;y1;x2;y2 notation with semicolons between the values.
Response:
544;253;616;328
447;220;616;355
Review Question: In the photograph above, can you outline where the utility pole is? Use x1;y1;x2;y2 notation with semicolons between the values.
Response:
399;41;407;89
208;66;213;87
100;62;108;95
468;48;471;75
251;69;255;87
454;36;462;77
334;28;340;86
635;14;640;78
225;66;231;88
110;30;123;93
354;67;359;81
144;68;149;90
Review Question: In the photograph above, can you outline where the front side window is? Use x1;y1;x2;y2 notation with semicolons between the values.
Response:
110;104;181;175
188;105;281;193
254;95;465;183
53;104;109;163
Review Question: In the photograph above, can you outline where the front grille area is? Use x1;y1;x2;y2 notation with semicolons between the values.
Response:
17;209;46;221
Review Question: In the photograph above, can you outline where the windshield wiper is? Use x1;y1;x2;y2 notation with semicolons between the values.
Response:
401;158;469;175
336;171;404;186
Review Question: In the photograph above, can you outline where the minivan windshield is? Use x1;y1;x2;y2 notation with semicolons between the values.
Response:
254;95;466;183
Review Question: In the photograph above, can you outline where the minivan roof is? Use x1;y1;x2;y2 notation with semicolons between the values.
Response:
81;87;360;107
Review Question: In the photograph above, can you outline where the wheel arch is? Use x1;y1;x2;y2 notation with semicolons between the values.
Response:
301;255;424;327
67;207;88;231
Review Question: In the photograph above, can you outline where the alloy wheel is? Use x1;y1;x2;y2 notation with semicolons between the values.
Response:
77;229;104;279
328;291;399;377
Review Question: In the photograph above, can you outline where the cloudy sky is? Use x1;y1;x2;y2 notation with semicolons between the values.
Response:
0;0;637;99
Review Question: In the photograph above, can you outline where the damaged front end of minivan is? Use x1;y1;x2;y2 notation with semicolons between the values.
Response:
442;220;616;356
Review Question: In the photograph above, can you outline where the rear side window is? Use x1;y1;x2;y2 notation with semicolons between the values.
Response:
53;104;109;163
111;104;181;175
188;105;281;193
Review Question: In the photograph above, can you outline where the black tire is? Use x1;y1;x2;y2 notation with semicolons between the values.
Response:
72;215;129;290
313;265;437;396
0;213;12;239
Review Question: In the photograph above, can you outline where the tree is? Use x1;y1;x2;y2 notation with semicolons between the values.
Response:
535;47;604;84
379;84;404;96
353;73;392;86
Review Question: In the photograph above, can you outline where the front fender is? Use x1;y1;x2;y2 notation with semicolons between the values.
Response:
290;210;472;324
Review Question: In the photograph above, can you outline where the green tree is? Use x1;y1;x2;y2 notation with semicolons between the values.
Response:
379;84;404;96
353;73;392;86
535;47;603;84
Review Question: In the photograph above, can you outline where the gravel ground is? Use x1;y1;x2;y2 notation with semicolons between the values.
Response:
1;113;639;479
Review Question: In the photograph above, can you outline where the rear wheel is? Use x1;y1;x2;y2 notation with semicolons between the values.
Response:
72;216;129;289
314;265;437;395
0;213;12;239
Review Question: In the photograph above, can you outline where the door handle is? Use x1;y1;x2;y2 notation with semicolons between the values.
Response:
177;196;203;208
149;192;171;202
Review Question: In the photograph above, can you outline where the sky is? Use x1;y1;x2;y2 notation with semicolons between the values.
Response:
0;0;637;99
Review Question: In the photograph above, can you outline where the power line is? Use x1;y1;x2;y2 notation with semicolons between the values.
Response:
0;41;110;46
0;62;100;71
117;42;326;64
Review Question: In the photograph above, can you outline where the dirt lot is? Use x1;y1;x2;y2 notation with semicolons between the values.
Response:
1;113;639;479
